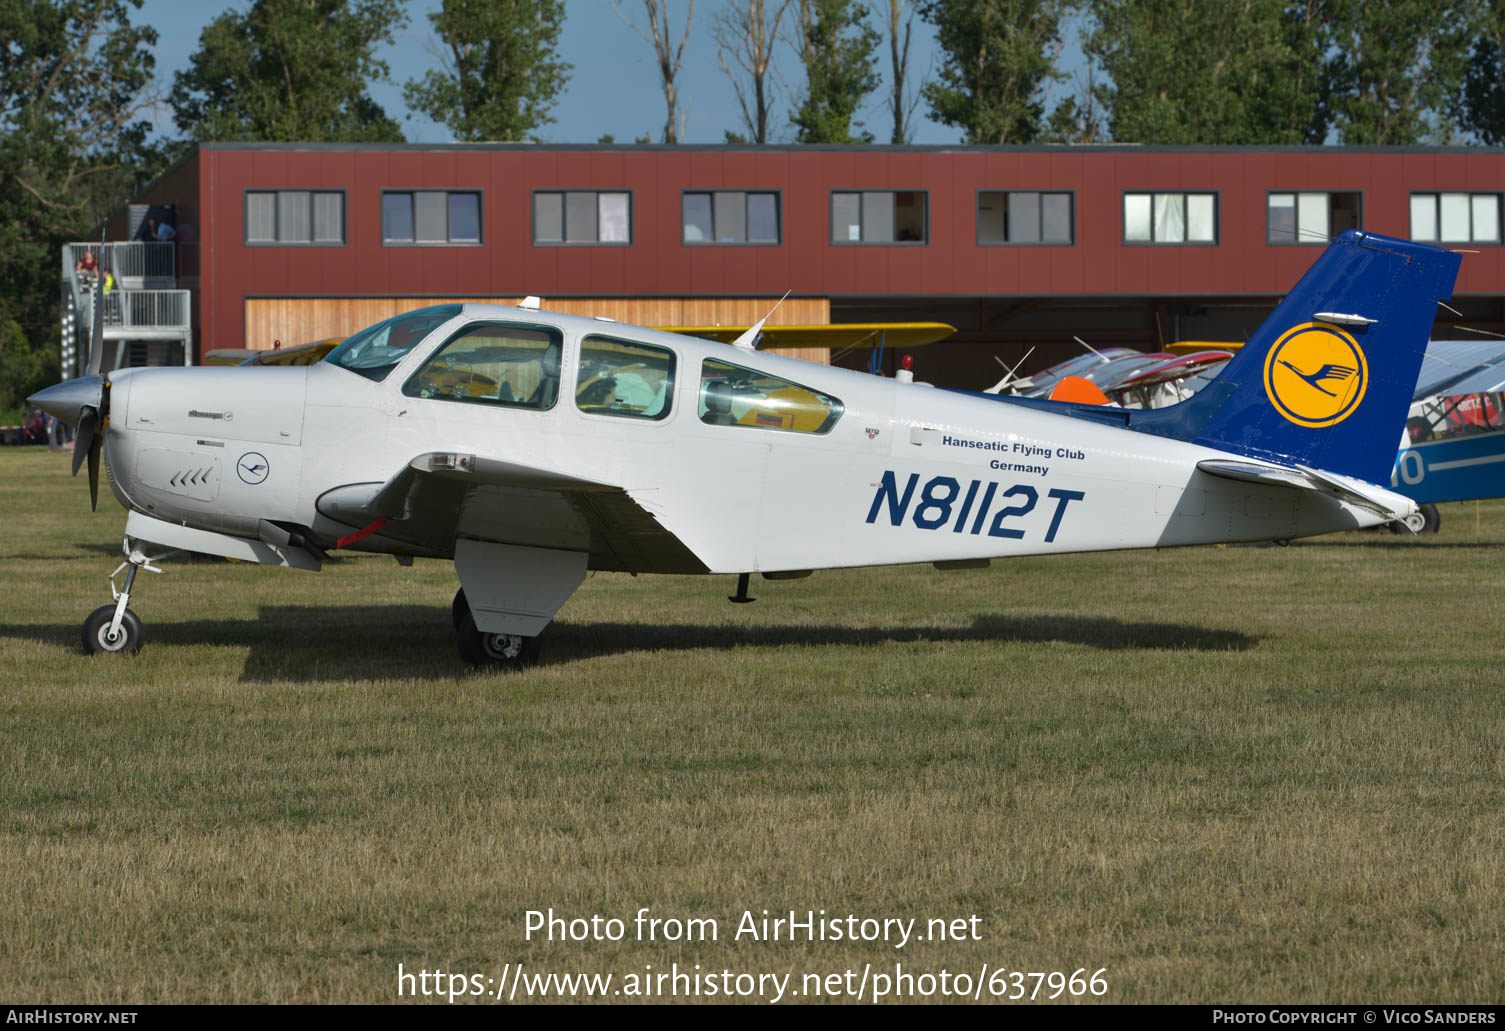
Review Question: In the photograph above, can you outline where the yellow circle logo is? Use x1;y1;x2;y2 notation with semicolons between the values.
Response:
1263;323;1368;428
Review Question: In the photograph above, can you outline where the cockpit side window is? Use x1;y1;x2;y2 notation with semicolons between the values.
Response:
401;322;562;410
323;304;462;382
698;357;843;433
575;335;676;420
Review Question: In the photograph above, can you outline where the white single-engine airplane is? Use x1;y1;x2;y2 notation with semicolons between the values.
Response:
30;230;1459;667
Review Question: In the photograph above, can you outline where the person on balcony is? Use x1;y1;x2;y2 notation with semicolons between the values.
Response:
75;249;98;287
146;216;176;242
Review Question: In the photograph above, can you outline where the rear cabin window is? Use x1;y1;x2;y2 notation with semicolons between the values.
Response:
402;322;562;410
575;336;676;420
698;357;843;433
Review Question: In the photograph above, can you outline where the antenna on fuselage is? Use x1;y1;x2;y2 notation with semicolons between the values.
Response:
729;290;792;349
984;346;1035;395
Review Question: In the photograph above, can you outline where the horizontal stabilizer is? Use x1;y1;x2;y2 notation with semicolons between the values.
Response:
1196;459;1413;521
1195;459;1314;491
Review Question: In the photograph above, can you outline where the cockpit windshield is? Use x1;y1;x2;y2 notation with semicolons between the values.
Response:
323;305;463;381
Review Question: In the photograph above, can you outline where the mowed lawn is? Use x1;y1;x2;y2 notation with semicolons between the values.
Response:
0;446;1502;1004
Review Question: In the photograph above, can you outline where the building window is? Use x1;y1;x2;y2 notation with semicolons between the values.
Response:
1411;192;1501;244
382;190;482;245
682;191;780;244
831;190;927;243
1123;192;1217;244
1268;191;1362;244
978;191;1073;244
534;191;631;245
245;190;344;245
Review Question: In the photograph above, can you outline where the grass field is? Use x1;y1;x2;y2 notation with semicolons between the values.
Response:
1;446;1502;1004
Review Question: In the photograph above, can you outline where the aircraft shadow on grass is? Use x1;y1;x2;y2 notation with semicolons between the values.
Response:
1287;538;1502;550
0;605;1257;682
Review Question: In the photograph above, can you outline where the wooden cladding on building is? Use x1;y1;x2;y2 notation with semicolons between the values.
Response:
243;296;833;364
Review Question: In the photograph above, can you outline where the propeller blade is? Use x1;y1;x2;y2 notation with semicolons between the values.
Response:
87;436;101;511
86;239;106;376
71;406;98;477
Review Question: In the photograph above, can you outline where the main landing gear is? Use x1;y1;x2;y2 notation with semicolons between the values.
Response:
1390;502;1441;535
82;537;173;655
450;587;542;670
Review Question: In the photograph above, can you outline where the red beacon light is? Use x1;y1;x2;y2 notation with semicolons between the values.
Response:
896;353;916;384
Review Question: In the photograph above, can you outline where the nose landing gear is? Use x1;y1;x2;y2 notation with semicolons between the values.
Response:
82;537;175;656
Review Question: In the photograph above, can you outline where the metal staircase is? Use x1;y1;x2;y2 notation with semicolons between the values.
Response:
61;242;191;378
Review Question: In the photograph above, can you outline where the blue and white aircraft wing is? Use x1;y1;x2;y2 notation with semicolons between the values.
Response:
1414;340;1505;400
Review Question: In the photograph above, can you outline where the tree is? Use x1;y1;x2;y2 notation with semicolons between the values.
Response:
1042;52;1106;143
881;0;921;143
1083;0;1331;145
0;0;160;412
403;0;570;142
1325;0;1477;145
611;0;696;143
920;0;1070;144
714;0;793;144
172;0;406;142
1458;2;1505;144
790;0;881;142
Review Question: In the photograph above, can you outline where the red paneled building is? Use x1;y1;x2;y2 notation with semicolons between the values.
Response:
107;142;1505;386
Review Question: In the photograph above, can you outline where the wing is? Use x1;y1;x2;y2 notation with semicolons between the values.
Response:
316;452;708;574
202;338;343;367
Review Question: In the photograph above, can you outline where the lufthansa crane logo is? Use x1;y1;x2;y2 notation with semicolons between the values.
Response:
1263;322;1368;428
236;452;269;485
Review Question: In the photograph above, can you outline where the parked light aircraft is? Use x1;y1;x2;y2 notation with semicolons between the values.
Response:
984;346;1137;395
29;230;1459;666
1106;351;1235;409
1386;339;1505;533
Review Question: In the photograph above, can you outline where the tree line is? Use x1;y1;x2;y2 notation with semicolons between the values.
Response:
3;0;1504;413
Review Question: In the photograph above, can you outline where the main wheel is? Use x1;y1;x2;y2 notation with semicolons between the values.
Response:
82;604;143;655
1420;502;1441;534
1392;507;1429;534
451;587;469;629
456;611;541;669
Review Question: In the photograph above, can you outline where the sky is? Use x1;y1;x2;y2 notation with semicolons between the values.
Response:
137;0;1084;146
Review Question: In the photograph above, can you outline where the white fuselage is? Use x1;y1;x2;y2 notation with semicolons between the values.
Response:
100;306;1395;575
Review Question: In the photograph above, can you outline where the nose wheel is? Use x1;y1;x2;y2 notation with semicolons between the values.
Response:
82;536;174;656
83;604;142;655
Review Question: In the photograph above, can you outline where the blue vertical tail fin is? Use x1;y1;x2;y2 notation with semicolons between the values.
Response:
1132;230;1461;485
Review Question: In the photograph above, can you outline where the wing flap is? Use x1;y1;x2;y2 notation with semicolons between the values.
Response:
317;452;708;573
